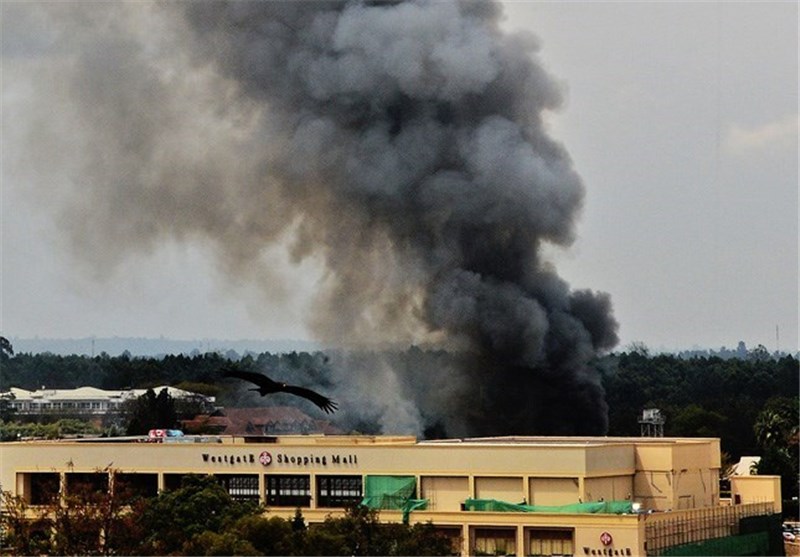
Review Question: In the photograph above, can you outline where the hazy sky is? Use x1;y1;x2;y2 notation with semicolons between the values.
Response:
2;1;797;353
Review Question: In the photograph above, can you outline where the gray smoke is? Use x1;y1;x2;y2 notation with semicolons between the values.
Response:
5;1;617;436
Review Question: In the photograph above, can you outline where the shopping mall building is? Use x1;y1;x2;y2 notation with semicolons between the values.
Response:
0;434;782;556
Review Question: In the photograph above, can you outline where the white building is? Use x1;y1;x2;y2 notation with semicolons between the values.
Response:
1;386;214;416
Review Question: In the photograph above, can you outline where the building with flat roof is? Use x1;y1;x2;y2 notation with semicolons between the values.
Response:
0;434;782;556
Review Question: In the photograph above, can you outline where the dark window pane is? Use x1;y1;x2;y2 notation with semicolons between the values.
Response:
66;473;108;496
317;475;363;508
29;473;60;505
115;473;158;500
218;475;260;502
266;475;310;507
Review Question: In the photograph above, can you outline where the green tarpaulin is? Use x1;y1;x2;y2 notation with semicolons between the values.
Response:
360;475;428;523
464;498;634;514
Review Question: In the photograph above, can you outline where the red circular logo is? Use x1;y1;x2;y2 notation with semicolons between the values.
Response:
600;532;613;546
259;451;272;466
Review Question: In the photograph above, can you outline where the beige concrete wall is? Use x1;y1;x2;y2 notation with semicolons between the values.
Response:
528;477;580;506
420;476;469;512
731;475;782;513
585;444;636;475
1;437;706;481
634;443;674;473
634;470;674;511
631;440;722;511
0;439;608;478
474;476;524;502
583;475;633;503
672;468;719;509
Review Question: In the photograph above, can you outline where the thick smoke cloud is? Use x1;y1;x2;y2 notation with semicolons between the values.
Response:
6;1;617;436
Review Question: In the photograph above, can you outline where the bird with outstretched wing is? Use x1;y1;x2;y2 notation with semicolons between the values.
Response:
223;368;338;414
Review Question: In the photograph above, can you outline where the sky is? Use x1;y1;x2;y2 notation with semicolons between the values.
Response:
1;1;797;354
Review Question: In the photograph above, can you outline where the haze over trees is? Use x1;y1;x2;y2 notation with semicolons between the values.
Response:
1;347;796;449
0;347;799;452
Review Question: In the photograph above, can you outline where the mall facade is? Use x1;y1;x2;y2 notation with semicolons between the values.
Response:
0;434;782;556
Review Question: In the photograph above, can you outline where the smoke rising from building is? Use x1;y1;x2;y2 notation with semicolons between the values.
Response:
7;1;618;436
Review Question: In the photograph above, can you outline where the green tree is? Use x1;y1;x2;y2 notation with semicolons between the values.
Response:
754;396;798;448
303;505;453;556
0;473;142;556
136;475;258;554
0;418;101;441
753;396;799;506
181;531;259;556
383;521;456;556
0;491;52;555
0;391;16;423
124;388;178;435
231;514;296;555
669;404;727;438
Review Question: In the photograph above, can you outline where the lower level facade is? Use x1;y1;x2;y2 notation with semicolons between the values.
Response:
0;434;782;556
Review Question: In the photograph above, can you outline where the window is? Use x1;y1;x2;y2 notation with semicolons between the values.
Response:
218;474;260;502
266;475;310;507
114;473;158;500
473;527;516;556
317;475;362;507
66;472;109;496
27;473;60;505
528;528;573;557
434;527;464;556
163;474;198;491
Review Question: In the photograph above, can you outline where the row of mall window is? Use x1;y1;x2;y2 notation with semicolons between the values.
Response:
21;471;370;508
19;472;578;555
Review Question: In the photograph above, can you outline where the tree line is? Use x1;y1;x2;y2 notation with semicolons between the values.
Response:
1;347;796;456
602;350;797;456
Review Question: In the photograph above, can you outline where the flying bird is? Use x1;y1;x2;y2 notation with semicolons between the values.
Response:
223;368;338;414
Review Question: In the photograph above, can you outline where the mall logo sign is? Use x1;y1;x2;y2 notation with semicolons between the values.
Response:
200;450;358;467
201;453;256;465
582;532;633;556
274;452;358;466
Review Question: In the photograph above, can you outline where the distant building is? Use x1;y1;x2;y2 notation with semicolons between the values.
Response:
1;434;783;556
1;385;215;416
730;456;762;477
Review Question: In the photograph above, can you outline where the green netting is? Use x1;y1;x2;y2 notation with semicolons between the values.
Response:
361;475;416;510
360;475;428;523
464;498;633;514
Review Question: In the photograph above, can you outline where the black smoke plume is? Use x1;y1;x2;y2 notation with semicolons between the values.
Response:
6;1;617;436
